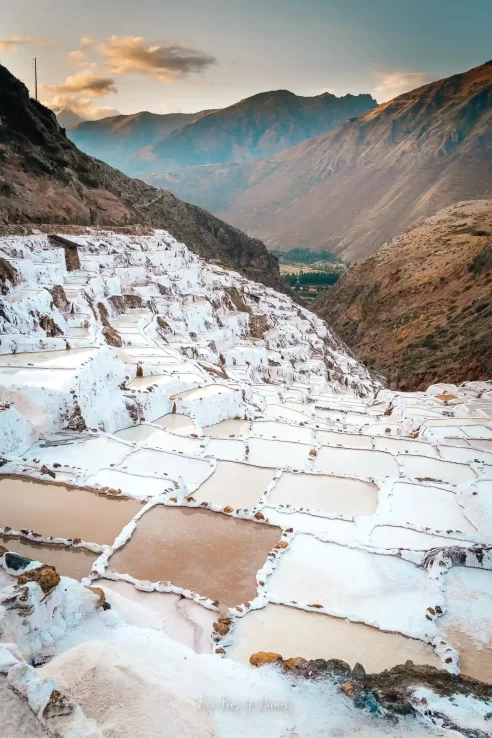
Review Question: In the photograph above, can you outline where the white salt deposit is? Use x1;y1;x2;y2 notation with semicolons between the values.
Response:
1;229;491;736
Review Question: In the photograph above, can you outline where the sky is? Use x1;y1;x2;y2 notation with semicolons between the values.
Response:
1;0;491;120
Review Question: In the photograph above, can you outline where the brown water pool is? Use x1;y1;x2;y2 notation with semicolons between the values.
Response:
1;537;96;580
0;477;142;545
109;505;281;606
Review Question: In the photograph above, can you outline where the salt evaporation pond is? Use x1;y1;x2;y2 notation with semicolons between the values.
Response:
203;419;250;436
230;603;440;671
441;567;492;683
0;478;142;545
109;506;281;606
269;534;427;634
314;447;399;478
101;580;216;653
194;461;275;508
316;430;373;450
389;481;476;533
0;347;97;368
0;537;97;580
268;473;378;516
151;413;197;434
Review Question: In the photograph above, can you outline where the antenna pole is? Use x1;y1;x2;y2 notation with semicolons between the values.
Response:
33;57;38;101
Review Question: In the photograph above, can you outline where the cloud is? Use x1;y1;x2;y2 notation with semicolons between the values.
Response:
40;70;118;122
371;69;437;102
43;92;120;121
68;50;87;62
85;35;216;82
42;70;117;98
0;35;54;51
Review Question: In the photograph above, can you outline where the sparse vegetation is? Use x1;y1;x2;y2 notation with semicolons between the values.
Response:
468;245;492;275
271;247;338;264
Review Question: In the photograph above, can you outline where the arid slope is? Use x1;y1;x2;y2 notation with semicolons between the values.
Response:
315;200;492;390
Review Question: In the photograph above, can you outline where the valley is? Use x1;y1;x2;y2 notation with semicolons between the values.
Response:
0;35;491;738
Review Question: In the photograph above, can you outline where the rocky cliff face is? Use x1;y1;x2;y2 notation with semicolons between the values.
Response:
0;64;284;291
315;200;492;390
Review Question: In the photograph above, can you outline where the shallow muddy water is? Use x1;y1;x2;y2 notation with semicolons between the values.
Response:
230;604;440;671
0;477;142;545
109;506;281;606
0;536;96;580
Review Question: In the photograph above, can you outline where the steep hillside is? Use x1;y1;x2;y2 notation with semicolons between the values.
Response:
315;200;492;390
137;89;376;174
68;109;214;172
0;63;283;291
158;61;492;262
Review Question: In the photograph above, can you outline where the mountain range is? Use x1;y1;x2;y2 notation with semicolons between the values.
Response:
0;64;283;291
68;109;215;173
147;61;492;263
66;90;376;177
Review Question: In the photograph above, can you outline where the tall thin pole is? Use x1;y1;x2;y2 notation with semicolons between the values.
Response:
33;57;38;101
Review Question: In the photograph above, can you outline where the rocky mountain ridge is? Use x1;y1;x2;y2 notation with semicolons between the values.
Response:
66;89;376;178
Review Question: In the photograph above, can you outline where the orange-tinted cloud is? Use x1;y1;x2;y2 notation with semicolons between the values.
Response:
0;36;55;51
86;35;216;82
42;70;117;97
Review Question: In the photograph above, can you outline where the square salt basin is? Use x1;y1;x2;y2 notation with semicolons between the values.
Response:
388;482;476;534
268;473;378;516
247;438;311;470
194;461;275;508
0;537;97;581
397;455;477;485
108;506;281;606
268;534;428;635
313;447;399;479
0;477;142;545
230;604;440;671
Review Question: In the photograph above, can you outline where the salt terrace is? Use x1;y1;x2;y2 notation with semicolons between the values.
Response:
1;229;492;735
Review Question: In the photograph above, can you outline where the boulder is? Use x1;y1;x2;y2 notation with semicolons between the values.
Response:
249;652;282;667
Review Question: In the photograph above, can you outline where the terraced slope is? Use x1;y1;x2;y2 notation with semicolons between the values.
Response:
1;228;492;738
